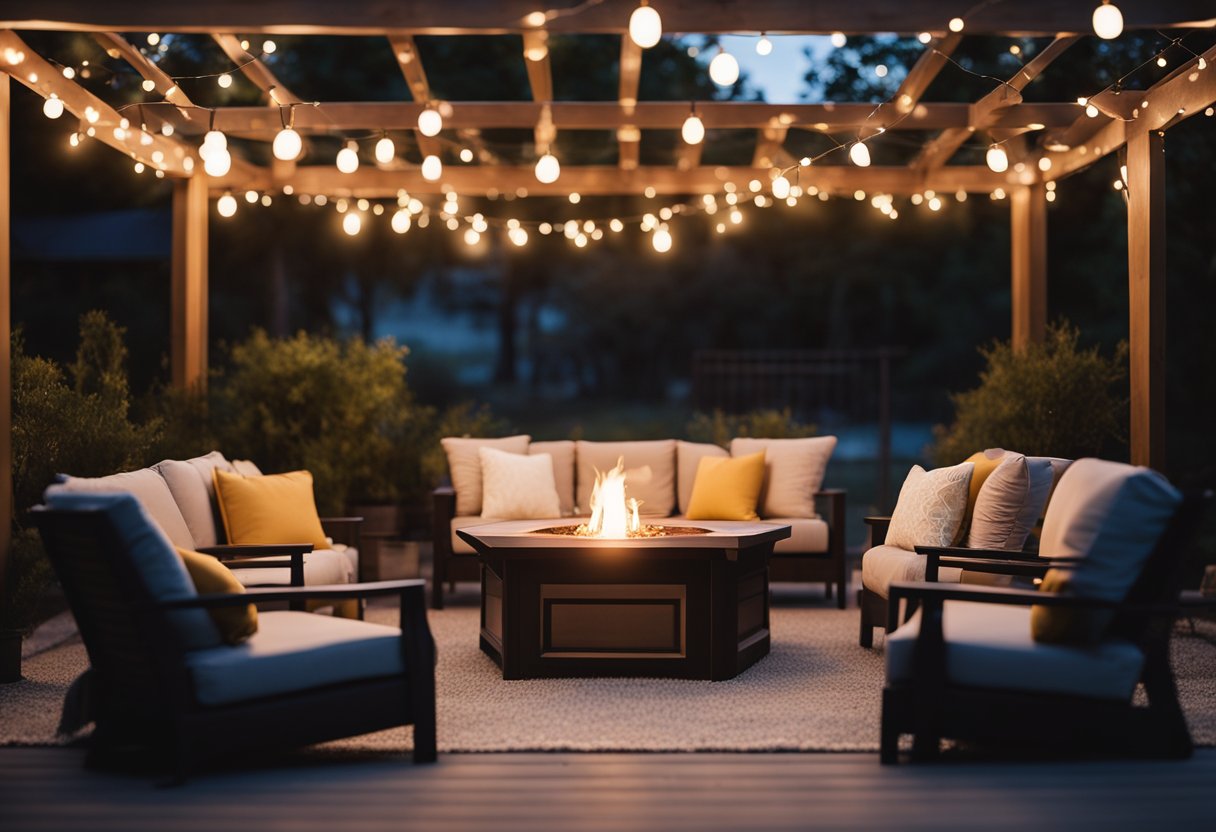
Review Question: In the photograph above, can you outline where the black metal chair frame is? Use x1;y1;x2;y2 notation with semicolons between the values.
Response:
878;491;1211;764
33;506;436;781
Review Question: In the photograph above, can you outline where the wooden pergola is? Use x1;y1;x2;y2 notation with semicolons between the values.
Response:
0;1;1214;563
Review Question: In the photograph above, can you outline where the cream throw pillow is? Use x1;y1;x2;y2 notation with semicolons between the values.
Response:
441;435;531;516
729;436;837;519
885;463;974;551
479;447;562;520
967;453;1054;550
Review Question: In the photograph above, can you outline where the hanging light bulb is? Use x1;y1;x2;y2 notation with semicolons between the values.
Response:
42;94;64;119
217;193;238;217
336;142;359;173
830;32;847;48
375;135;396;165
985;144;1009;173
681;109;705;145
652;225;673;253
628;2;662;49
464;228;481;246
417;107;443;137
342;212;362;236
217;73;233;89
509;227;529;247
534;152;561;184
948;18;965;33
771;175;791;199
1092;3;1124;40
272;127;302;161
756;35;773;56
421;154;443;181
203;146;231;177
200;129;226;156
709;50;740;86
391;209;411;234
848;141;871;167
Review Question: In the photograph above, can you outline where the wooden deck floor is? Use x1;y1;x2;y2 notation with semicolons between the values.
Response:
2;747;1213;831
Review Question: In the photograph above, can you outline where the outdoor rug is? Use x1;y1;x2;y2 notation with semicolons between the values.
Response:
4;593;1216;752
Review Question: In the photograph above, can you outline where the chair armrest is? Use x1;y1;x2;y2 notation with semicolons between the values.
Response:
320;516;363;548
197;543;313;560
155;578;428;609
864;516;892;547
888;581;1177;614
914;545;1050;562
432;487;456;549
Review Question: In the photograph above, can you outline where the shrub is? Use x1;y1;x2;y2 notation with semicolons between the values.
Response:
685;408;817;448
931;323;1127;465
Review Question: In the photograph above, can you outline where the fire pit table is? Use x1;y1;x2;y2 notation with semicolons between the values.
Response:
456;519;791;680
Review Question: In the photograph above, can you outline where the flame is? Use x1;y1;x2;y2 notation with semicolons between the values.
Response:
580;457;642;538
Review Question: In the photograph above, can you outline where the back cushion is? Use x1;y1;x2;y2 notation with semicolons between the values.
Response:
530;440;576;516
57;468;196;550
676;441;729;515
229;459;263;477
730;436;837;519
42;490;221;650
441;435;531;516
156;458;226;548
576;440;677;517
884;463;974;551
966;454;1054;550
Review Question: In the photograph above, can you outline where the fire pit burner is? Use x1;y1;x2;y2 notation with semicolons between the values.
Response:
535;524;712;538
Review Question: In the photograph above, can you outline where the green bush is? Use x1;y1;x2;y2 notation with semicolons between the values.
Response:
685;408;817;448
931;323;1127;466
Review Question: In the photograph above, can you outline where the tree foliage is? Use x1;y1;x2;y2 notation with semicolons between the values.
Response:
686;409;817;448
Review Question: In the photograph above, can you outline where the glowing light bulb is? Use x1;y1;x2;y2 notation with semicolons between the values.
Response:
203;147;231;177
756;36;772;56
336;143;359;173
848;142;871;167
875;64;888;78
217;193;238;217
534;152;560;183
928;197;942;211
272;127;302;161
918;32;932;44
417;108;443;137
629;3;662;49
949;18;965;33
262;40;277;54
217;73;233;89
1092;3;1124;40
391;209;411;234
652;225;672;253
985;144;1009;173
464;228;481;246
509;227;529;247
374;136;395;164
459;147;474;162
771;175;791;199
1038;156;1052;172
1085;103;1100;118
147;33;160;46
62;66;75;79
141;78;155;92
709;51;740;86
42;94;64;119
84;106;100;124
342;212;362;236
830;32;846;48
610;218;624;232
681;113;705;145
202;129;226;151
421;155;443;181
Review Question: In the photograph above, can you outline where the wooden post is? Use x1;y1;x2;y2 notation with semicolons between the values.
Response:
1125;128;1166;470
0;74;11;587
170;175;208;390
1010;183;1047;350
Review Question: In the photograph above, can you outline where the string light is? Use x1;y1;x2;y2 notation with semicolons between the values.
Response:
272;127;302;161
535;152;560;184
464;228;481;246
948;18;965;33
918;32;932;44
84;106;99;124
421;154;443;181
771;175;791;199
709;50;740;86
342;212;362;236
628;2;663;49
509;227;529;247
569;192;581;204
244;190;259;204
217;73;233;89
147;33;160;46
875;64;888;78
374;135;396;164
830;32;846;48
391;209;411;233
200;129;231;177
62;66;75;79
756;35;773;56
681;106;705;145
652;225;672;253
418;107;443;136
459;148;474;162
985;144;1009;173
848;142;871;167
262;40;277;54
336;142;359;173
42;94;63;119
1092;3;1124;40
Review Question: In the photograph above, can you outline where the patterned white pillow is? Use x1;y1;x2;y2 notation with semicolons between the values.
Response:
479;447;562;520
885;463;974;551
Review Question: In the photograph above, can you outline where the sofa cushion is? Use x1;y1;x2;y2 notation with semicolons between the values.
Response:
576;440;676;517
862;544;964;596
685;452;766;521
885;463;973;551
530;440;576;516
967;453;1054;550
213;469;330;550
228;547;356;588
451;516;507;555
676;441;729;515
42;490;221;650
958;448;1007;542
441;435;531;516
56;468;196;550
887;601;1144;701
479;447;562;520
156;459;225;548
230;459;263;477
1032;459;1181;644
176;546;257;645
729;436;836;519
184;611;404;706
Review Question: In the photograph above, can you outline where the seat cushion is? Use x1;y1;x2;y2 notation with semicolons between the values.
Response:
530;440;576;516
887;601;1144;701
730;436;837;519
185;611;403;706
228;547;356;588
56;468;196;550
441;435;532;516
576;440;676;517
862;545;963;596
676;441;729;515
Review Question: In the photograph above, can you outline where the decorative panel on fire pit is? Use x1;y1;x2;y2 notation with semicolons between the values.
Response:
540;584;685;658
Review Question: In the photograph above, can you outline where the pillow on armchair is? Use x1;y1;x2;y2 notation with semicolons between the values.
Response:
966;452;1055;550
884;463;974;551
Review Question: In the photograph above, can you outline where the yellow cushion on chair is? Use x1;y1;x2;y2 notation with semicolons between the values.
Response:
176;547;258;645
685;451;766;521
212;468;330;550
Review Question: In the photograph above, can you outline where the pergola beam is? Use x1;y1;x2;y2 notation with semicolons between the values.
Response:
171;175;208;389
1010;184;1047;350
385;34;442;159
92;32;199;120
8;0;1213;36
212;33;303;105
865;31;962;139
618;36;641;170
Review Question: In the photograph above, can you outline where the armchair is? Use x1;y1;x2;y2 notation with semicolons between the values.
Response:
33;493;436;780
879;483;1209;764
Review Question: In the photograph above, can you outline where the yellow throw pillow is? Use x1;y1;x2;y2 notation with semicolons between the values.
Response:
176;547;258;645
212;469;329;550
956;449;1006;543
685;452;766;521
1030;569;1112;645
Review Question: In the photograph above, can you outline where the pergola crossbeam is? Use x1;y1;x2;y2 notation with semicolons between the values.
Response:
618;35;642;170
385;34;442;159
92;32;199;120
